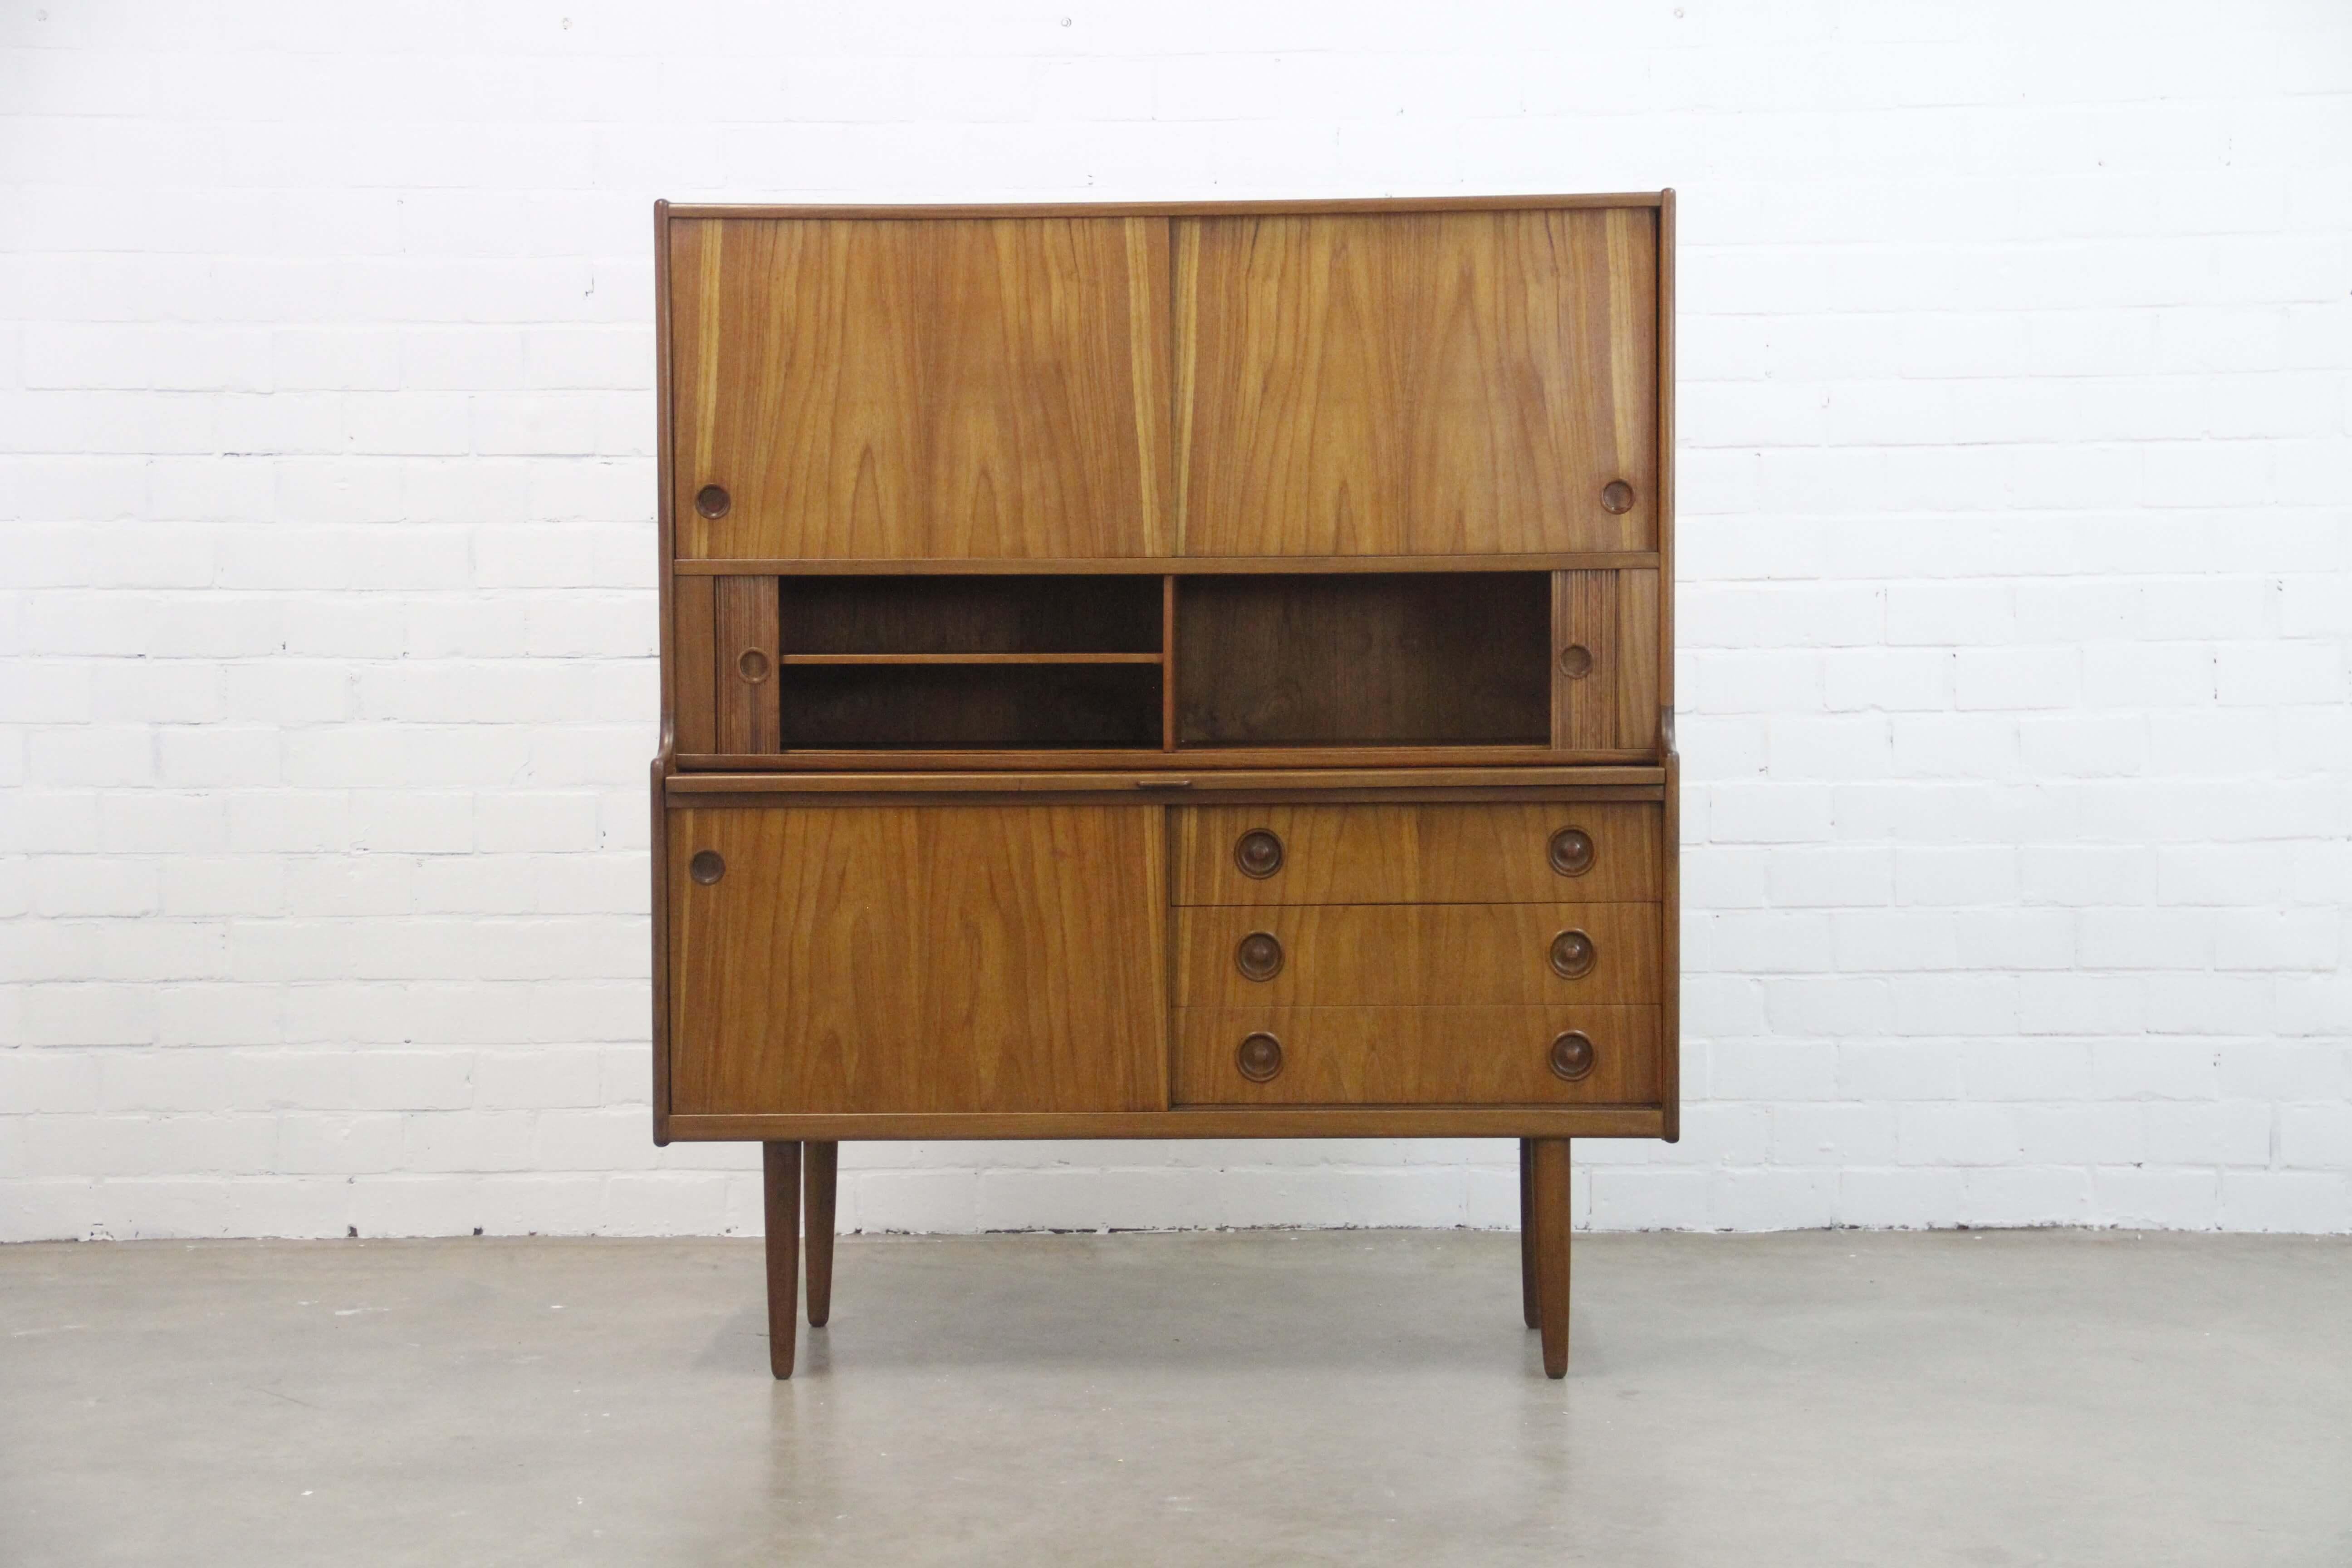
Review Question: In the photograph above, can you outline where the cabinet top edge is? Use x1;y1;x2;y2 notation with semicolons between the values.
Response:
661;192;1671;222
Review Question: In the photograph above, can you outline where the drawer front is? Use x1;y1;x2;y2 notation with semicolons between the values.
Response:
666;805;1166;1115
1173;803;1662;906
1174;1005;1661;1107
1173;903;1661;1008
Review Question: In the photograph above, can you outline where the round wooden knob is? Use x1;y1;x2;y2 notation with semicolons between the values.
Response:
736;648;771;684
1236;1032;1284;1083
1548;1030;1596;1081
1548;928;1596;980
1601;479;1635;514
688;850;725;886
1558;643;1593;679
694;484;731;520
1234;828;1284;879
1548;827;1595;877
1235;930;1284;982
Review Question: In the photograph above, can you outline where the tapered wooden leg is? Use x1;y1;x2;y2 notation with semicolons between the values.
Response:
762;1141;800;1380
1532;1137;1572;1378
804;1140;838;1328
1519;1138;1539;1329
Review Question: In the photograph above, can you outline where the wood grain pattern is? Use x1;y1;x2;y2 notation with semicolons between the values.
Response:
1171;1005;1661;1106
1172;803;1663;906
670;216;1172;560
666;766;1669;795
673;574;716;755
1172;902;1661;1007
677;552;1660;577
714;576;779;753
1615;568;1661;754
667;806;1167;1114
1175;208;1657;556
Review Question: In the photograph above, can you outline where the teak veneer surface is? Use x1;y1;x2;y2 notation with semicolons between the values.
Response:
1172;902;1663;1008
1172;802;1663;906
1172;1004;1661;1106
1174;208;1657;557
667;805;1166;1114
670;216;1172;560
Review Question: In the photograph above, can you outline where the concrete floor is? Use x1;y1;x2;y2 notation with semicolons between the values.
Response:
2;1231;2347;1567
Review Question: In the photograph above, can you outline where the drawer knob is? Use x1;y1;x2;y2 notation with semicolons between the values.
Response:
1558;643;1593;679
688;850;725;886
1548;1030;1596;1081
736;648;771;684
1236;1031;1284;1083
694;484;731;520
1548;827;1595;877
1234;828;1284;879
1601;479;1635;514
1548;928;1597;980
1235;930;1285;982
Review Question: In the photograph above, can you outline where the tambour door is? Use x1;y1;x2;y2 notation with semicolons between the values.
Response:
1174;206;1659;557
668;216;1174;560
666;805;1167;1114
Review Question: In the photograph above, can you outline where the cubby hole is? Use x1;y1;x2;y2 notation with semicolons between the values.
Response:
1174;573;1550;747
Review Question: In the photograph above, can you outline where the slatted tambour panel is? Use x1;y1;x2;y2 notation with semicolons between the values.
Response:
1173;207;1658;557
669;217;1174;560
1553;568;1661;755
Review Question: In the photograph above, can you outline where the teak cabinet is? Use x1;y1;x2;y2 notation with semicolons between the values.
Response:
652;194;1679;1380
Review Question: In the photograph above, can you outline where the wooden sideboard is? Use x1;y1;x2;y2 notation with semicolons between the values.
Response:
651;194;1678;1379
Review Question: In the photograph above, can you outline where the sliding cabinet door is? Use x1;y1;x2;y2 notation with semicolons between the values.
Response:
670;216;1173;560
1175;207;1658;557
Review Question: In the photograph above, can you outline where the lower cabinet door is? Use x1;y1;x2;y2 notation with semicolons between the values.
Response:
666;805;1167;1115
1173;1005;1661;1106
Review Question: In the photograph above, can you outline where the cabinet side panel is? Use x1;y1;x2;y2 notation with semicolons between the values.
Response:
668;805;1166;1114
1615;567;1660;755
670;216;1171;560
673;574;717;755
1176;208;1656;556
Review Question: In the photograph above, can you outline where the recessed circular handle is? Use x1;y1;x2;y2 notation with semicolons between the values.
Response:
736;648;771;684
1236;1031;1284;1083
694;484;731;520
688;850;725;886
1548;827;1595;877
1234;828;1284;879
1548;928;1597;980
1548;1030;1596;1081
1558;644;1593;679
1235;930;1284;983
1601;480;1635;514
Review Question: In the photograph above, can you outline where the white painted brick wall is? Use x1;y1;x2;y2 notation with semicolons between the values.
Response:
3;0;2348;1240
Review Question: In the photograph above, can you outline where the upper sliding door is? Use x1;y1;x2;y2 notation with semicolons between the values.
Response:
669;217;1173;560
1174;206;1658;557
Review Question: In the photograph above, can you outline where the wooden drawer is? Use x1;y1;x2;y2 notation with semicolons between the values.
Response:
1174;804;1661;906
1172;903;1661;1008
1173;1005;1661;1107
